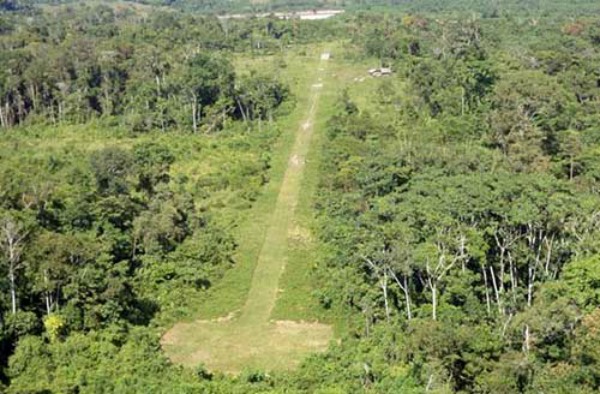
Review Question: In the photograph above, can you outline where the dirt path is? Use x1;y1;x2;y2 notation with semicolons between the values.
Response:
161;54;332;373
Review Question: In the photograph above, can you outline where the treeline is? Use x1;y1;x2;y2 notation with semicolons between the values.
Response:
0;4;347;132
24;0;600;16
308;11;600;393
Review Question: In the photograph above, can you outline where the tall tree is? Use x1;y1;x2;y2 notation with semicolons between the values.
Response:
0;212;28;315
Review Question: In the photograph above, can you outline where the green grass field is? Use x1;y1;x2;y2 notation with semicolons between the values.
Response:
161;45;335;373
160;42;386;373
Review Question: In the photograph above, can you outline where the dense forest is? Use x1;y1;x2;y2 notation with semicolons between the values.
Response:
8;0;600;14
314;11;600;391
3;0;600;393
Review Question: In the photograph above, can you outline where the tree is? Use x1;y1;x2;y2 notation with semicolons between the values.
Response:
234;72;289;125
557;129;583;180
90;147;133;196
132;142;174;195
487;71;574;171
183;53;235;133
0;212;28;315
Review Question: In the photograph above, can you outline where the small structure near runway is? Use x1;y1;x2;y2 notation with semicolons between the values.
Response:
368;67;393;77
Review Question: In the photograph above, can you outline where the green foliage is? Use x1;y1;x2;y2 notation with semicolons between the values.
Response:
6;330;209;393
234;72;290;123
308;10;600;391
560;256;600;312
0;7;292;133
90;147;134;196
5;312;41;338
43;314;65;342
3;1;600;392
132;142;175;194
